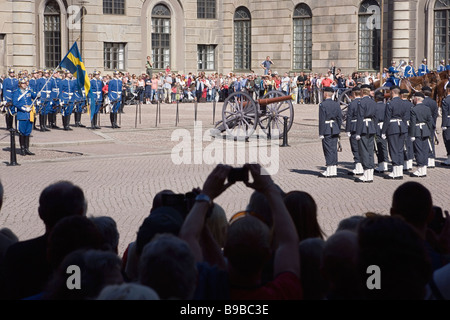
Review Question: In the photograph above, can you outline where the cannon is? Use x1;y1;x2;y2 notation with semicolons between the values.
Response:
214;90;294;140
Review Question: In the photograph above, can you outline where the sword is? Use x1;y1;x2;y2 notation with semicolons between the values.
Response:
337;135;342;152
435;131;440;145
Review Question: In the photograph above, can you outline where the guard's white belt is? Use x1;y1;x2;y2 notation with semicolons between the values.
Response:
416;123;426;129
351;119;357;123
390;119;402;125
364;118;372;126
6;90;11;92
325;120;335;127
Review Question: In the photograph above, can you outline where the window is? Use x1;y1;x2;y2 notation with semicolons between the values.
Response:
104;43;126;70
197;0;216;19
293;4;312;71
198;45;216;70
234;7;251;71
358;0;381;71
434;0;450;69
151;4;171;70
44;0;61;69
103;0;125;15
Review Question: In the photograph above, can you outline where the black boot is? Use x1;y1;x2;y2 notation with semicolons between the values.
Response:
110;113;115;128
74;112;79;127
18;135;25;156
24;136;35;156
39;114;45;132
63;115;72;131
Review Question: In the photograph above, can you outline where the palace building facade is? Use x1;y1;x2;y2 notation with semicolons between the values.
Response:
0;0;448;76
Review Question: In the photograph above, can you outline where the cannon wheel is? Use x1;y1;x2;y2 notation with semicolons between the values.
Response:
221;91;258;140
338;88;353;130
258;90;294;139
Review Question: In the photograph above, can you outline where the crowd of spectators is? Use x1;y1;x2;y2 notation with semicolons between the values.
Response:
76;65;383;110
0;163;449;301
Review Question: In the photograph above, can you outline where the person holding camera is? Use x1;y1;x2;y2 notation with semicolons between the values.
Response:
179;163;302;300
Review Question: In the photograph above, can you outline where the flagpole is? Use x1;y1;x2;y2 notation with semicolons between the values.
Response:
30;38;81;109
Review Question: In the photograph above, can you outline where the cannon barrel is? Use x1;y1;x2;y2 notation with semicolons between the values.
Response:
242;94;293;107
257;94;294;106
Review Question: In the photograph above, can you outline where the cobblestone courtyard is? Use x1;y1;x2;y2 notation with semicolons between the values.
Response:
0;101;448;255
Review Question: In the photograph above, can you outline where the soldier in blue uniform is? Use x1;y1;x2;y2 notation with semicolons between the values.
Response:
318;87;342;178
409;92;433;177
437;60;446;73
13;78;35;156
422;86;438;168
446;59;450;71
386;60;400;87
59;70;76;131
48;70;62;129
89;71;102;129
381;86;409;179
108;70;122;128
418;58;430;76
354;84;378;183
36;69;54;132
441;85;450;166
345;86;364;176
374;91;389;173
3;68;19;131
404;60;417;78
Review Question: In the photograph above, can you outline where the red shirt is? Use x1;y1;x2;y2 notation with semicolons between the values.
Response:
230;272;303;300
321;78;333;87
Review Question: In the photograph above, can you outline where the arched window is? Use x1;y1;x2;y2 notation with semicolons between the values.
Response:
44;0;61;68
358;0;381;71
293;4;312;71
234;7;251;71
434;0;450;69
152;4;171;70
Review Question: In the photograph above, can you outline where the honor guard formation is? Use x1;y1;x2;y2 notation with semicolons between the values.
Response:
318;57;450;181
0;68;127;156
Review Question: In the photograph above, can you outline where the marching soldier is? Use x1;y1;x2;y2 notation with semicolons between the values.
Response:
318;87;342;178
36;69;54;132
89;70;102;129
59;70;76;131
374;91;389;173
3;68;19;131
446;59;450;71
418;58;430;76
441;85;450;166
381;86;409;179
422;86;438;168
13;78;35;156
354;84;378;183
345;86;364;176
400;88;415;171
404;60;417;78
409;92;433;177
108;70;122;128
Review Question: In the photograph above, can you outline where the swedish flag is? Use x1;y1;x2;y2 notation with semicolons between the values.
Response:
60;42;91;119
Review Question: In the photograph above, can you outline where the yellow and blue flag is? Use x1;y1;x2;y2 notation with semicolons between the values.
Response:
60;42;91;120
